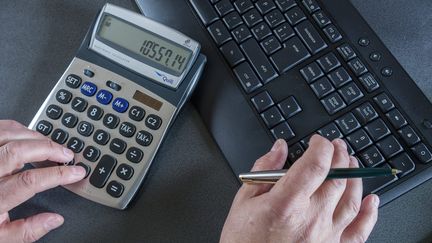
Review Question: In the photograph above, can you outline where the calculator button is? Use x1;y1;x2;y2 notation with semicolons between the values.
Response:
112;98;129;113
359;145;385;167
46;104;63;120
65;74;82;89
51;129;69;144
83;146;100;162
310;77;335;99
364;118;390;142
126;147;144;163
96;90;113;105
61;113;78;128
110;138;127;154
106;181;124;198
327;67;352;88
80;82;97;97
116;164;134;180
93;129;110;145
398;126;420;147
389;153;415;178
77;121;94;137
56;89;72;104
119;122;136;138
75;162;91;178
103;113;120;129
83;69;94;78
106;81;121;91
386;109;407;129
338;82;364;105
36;120;53;136
300;62;324;84
354;103;378;125
90;155;117;188
346;129;372;152
411;143;432;163
67;137;85;153
316;53;340;73
376;135;403;159
335;112;360;135
71;97;88;112
87;105;104;121
129;106;146;121
136;131;153;147
145;114;162;130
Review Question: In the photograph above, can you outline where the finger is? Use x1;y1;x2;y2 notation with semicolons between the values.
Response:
237;139;288;200
333;157;362;229
312;139;350;213
0;213;9;226
0;122;45;146
340;194;379;243
0;166;86;214
0;139;74;177
0;213;63;242
270;135;334;203
0;120;28;131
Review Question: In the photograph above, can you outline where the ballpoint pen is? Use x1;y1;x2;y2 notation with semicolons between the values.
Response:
239;168;402;184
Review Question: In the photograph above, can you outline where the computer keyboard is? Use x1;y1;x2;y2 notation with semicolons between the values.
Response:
188;0;432;199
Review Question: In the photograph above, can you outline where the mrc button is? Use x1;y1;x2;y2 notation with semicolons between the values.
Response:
112;98;129;113
65;74;82;88
81;82;97;96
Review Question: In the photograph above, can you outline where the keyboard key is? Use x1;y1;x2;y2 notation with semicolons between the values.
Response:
136;130;153;147
96;89;113;105
83;146;100;162
288;142;304;163
274;23;295;42
256;0;276;15
335;112;361;135
344;139;355;155
386;109;407;129
251;22;272;41
337;44;356;61
376;135;403;159
65;74;82;89
275;0;296;12
271;122;295;140
112;98;129;113
207;20;232;45
323;25;342;43
232;24;252;43
317;122;343;141
71;97;88;112
264;9;285;28
80;82;97;97
46;104;63;120
126;147;144;164
36;120;53;136
56;89;72;104
51;129;69;144
67;137;85;153
374;93;395;112
270;37;311;73
310;77;335;98
411;143;432;163
346;129;372;152
223;11;243;29
145;114;163;130
261;106;284;128
116;164;134;180
214;0;234;16
362;163;397;196
348;58;368;76
285;7;306;25
220;41;246;67
242;9;263;27
90;155;117;188
398;126;420;147
189;0;219;26
327;67;352;88
364;119;391;142
316;53;340;73
338;82;364;105
233;62;262;93
359;73;380;93
93;129;110;145
251;91;274;112
103;113;120;129
241;39;278;83
321;92;346;115
277;96;302;118
62;113;78;128
312;11;331;27
128;106;146;122
87;105;104;121
300;62;324;84
302;0;320;13
234;0;254;14
389;153;415;177
295;21;327;54
359;145;385;167
260;36;282;55
110;138;127;154
119;122;136;138
106;181;124;198
354;103;378;125
300;134;314;149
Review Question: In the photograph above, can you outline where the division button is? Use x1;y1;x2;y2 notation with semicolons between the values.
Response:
106;181;124;198
126;147;144;163
90;155;117;188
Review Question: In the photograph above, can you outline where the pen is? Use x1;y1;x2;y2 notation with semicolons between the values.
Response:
239;168;402;184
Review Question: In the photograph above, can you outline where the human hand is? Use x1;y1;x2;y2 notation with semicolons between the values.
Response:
221;135;379;243
0;120;86;242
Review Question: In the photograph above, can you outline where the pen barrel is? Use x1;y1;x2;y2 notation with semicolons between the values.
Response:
327;168;392;179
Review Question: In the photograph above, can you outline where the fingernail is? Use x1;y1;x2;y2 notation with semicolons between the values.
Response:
63;147;74;158
271;139;282;152
372;194;380;207
336;138;347;149
71;166;86;178
44;215;64;231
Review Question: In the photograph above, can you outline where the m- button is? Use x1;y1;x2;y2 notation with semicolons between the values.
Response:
145;114;162;130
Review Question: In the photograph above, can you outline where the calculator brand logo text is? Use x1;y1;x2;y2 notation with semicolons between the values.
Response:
155;71;174;85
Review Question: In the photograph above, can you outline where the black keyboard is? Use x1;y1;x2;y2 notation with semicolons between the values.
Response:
186;0;432;203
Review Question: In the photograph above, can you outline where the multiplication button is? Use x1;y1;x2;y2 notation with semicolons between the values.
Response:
116;164;134;180
126;147;143;163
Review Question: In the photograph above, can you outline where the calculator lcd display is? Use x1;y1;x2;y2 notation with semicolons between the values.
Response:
97;15;192;77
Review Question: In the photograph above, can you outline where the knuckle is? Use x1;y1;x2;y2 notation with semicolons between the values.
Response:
351;233;367;243
2;142;18;161
22;221;39;243
309;160;328;178
54;166;66;179
345;199;361;221
18;170;38;188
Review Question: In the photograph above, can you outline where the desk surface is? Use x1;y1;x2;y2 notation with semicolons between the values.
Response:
1;1;431;242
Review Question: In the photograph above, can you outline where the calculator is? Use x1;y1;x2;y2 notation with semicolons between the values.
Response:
28;4;206;209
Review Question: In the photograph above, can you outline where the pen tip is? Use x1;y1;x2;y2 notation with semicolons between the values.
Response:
392;169;403;175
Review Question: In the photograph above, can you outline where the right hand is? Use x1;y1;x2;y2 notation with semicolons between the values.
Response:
0;120;86;242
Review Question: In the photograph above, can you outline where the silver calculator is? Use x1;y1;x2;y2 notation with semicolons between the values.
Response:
29;4;206;209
